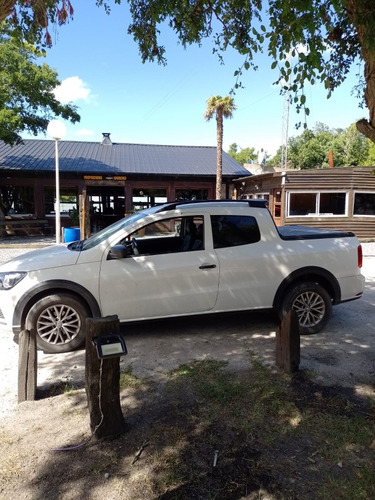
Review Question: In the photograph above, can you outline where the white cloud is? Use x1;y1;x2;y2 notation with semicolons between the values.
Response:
54;76;91;103
287;43;309;60
76;128;95;137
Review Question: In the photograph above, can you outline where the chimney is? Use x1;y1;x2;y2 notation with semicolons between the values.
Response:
101;133;112;145
328;150;334;168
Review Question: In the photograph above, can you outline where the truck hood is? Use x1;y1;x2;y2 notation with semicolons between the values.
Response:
0;244;80;272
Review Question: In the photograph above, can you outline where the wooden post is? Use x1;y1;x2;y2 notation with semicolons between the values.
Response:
79;193;91;239
18;329;37;402
85;315;127;439
276;310;300;373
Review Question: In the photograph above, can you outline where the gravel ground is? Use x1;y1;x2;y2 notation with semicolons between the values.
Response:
0;237;374;418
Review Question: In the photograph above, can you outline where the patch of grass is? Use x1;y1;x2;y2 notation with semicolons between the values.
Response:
62;380;77;393
2;356;374;500
321;466;375;499
155;356;375;499
171;359;245;400
308;412;374;461
90;451;120;474
120;366;144;389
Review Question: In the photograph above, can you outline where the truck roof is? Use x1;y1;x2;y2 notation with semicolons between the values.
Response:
155;199;268;213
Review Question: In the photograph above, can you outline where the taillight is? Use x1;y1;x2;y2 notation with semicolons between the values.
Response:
358;244;363;268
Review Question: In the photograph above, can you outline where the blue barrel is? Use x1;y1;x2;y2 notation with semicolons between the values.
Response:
64;227;80;243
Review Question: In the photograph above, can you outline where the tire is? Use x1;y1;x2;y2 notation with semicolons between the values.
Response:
281;282;332;335
25;293;90;353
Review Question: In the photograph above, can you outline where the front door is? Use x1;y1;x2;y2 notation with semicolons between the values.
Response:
99;214;220;321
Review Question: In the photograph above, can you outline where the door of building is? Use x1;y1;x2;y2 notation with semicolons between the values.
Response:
87;186;125;232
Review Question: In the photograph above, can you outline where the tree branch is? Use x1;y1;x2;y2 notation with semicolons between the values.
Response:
356;118;375;142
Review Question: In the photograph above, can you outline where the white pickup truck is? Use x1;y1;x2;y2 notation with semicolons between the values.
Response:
0;200;365;353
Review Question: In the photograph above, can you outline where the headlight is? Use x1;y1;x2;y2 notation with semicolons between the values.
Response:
0;272;27;290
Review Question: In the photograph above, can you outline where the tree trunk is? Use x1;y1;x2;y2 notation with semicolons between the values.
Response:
216;110;223;199
355;55;375;142
346;0;375;142
0;0;16;21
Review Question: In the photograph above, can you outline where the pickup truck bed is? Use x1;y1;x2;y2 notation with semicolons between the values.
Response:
278;225;355;240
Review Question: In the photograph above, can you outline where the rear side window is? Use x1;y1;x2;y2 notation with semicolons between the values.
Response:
211;215;260;249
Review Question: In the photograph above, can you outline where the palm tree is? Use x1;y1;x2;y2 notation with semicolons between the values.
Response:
204;95;236;199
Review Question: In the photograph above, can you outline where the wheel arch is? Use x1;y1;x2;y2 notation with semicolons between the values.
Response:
273;266;341;311
12;280;101;334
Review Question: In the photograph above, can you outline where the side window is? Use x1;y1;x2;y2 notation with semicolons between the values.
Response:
124;216;204;255
211;215;260;249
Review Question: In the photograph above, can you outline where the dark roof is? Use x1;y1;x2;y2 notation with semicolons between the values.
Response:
0;139;248;177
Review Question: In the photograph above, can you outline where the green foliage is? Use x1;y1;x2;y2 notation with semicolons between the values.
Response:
0;24;80;145
122;0;368;110
270;122;371;169
228;142;257;165
204;95;236;122
5;2;375;145
4;2;375;141
364;139;375;165
3;1;74;47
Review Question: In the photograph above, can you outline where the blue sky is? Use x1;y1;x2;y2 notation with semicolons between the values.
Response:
28;1;368;157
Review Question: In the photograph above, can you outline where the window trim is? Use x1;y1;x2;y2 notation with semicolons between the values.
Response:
286;190;349;218
353;191;375;217
210;214;261;249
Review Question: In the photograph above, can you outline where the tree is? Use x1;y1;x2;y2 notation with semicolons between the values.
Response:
228;143;257;165
4;2;375;144
0;25;80;145
335;123;370;165
0;0;74;46
364;139;375;165
270;122;371;169
204;95;236;199
123;0;375;144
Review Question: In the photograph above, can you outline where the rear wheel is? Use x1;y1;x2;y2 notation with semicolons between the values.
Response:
281;282;332;335
25;293;90;353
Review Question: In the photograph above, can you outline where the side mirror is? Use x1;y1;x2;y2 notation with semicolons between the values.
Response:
108;244;129;260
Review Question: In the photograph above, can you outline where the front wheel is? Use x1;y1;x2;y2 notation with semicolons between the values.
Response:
25;293;90;353
281;282;332;335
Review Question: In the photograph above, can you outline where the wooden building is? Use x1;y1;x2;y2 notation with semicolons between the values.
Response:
0;135;248;236
234;166;375;240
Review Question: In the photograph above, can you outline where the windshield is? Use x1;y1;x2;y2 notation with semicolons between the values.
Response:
80;205;164;250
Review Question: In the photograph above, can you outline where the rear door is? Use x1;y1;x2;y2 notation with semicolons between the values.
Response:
210;213;278;310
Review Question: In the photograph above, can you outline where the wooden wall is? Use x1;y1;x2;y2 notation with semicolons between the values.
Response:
235;167;375;240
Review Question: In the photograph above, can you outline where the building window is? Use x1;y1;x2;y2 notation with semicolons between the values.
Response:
287;192;347;217
0;185;34;216
132;189;167;211
175;189;208;201
44;187;78;217
353;192;375;216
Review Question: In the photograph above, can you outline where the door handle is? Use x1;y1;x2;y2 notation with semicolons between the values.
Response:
199;264;217;269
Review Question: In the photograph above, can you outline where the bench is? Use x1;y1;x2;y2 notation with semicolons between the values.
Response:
0;218;51;236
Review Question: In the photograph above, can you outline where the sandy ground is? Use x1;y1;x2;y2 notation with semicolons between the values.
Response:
0;244;374;418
